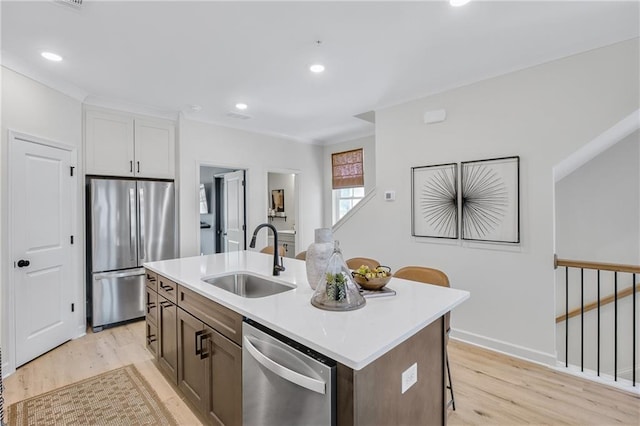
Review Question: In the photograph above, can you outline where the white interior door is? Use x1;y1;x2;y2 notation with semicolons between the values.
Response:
223;170;245;252
10;134;75;367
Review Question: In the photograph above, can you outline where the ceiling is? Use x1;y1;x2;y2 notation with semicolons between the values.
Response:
1;1;638;144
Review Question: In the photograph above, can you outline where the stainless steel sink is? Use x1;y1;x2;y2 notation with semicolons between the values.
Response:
202;273;295;298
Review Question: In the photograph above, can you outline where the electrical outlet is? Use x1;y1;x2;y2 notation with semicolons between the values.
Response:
401;362;418;394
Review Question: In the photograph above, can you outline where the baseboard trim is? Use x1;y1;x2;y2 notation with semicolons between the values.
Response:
74;323;87;339
450;329;557;366
553;363;640;396
2;361;12;380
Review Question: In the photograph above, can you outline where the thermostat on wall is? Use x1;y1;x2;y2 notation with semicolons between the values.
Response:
384;191;396;201
423;109;446;124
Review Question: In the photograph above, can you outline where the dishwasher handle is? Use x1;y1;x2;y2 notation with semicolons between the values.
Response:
243;336;326;395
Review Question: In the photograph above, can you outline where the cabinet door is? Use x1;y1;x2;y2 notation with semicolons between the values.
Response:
85;109;134;176
158;295;178;384
145;286;158;325
134;118;175;179
205;328;242;426
158;275;178;304
177;308;207;415
146;321;158;357
145;270;158;292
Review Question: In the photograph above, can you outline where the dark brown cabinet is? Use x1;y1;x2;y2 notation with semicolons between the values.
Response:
145;287;158;356
205;328;242;426
145;270;157;292
178;311;242;426
147;269;242;425
177;308;207;413
158;294;178;384
178;285;242;345
158;275;178;303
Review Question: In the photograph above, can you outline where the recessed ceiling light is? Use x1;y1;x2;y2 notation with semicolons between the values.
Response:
235;103;248;110
310;64;325;73
450;0;471;7
41;51;63;62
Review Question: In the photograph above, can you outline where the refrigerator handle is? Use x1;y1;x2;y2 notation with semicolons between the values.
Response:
129;187;136;262
139;186;146;261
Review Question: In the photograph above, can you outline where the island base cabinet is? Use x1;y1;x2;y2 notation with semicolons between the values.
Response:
337;317;446;426
158;295;178;385
145;287;158;356
205;328;242;426
177;309;207;414
176;305;242;426
145;322;158;356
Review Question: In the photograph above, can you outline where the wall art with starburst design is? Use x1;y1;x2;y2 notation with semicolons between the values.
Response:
461;156;519;243
411;163;458;239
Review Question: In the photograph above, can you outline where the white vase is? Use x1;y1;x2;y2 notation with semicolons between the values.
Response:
305;228;334;289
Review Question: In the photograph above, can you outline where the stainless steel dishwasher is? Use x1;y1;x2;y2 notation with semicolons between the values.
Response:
242;319;336;426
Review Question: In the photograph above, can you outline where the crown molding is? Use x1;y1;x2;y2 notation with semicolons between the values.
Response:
83;96;179;121
0;50;88;101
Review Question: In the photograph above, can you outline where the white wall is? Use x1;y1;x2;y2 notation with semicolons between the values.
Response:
1;66;84;371
178;117;324;257
323;134;375;226
332;39;639;364
556;130;639;265
268;172;295;233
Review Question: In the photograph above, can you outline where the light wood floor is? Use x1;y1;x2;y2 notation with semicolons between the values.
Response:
4;321;639;425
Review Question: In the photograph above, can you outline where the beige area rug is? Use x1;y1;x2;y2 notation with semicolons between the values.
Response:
7;364;178;426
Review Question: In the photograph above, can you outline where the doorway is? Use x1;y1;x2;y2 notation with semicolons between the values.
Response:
267;172;299;258
199;165;247;255
7;131;78;369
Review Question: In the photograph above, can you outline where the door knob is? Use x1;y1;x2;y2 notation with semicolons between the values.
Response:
17;259;30;268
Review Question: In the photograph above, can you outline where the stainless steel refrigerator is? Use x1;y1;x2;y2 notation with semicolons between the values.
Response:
87;177;176;331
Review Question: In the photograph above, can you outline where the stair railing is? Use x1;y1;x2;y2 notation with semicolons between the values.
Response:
554;255;639;386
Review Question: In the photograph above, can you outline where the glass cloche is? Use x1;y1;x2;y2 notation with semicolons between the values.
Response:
310;241;366;311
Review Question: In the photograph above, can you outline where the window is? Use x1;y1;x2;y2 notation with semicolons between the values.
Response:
334;187;365;222
332;148;365;223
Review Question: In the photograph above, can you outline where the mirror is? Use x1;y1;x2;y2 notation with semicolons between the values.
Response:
199;184;209;214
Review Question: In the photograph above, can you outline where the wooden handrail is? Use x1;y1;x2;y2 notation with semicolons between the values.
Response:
554;257;640;274
556;284;638;323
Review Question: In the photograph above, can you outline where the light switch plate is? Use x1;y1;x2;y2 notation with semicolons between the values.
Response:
401;362;418;394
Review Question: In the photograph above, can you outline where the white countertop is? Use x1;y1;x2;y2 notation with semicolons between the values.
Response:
145;251;469;370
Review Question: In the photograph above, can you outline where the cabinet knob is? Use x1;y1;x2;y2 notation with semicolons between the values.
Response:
17;259;30;268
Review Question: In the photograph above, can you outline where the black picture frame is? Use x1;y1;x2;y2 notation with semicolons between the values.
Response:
411;163;458;239
460;156;520;243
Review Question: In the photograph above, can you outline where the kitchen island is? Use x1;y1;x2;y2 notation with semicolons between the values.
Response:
145;251;469;425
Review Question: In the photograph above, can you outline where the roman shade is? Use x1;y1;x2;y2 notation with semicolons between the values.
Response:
332;148;364;189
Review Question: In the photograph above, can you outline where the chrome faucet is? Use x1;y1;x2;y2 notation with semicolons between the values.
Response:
249;223;285;276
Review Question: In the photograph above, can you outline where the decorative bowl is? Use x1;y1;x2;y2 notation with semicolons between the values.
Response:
352;270;392;291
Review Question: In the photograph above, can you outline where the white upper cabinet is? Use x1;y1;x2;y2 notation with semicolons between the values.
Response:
85;107;175;179
85;109;135;176
133;118;175;179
